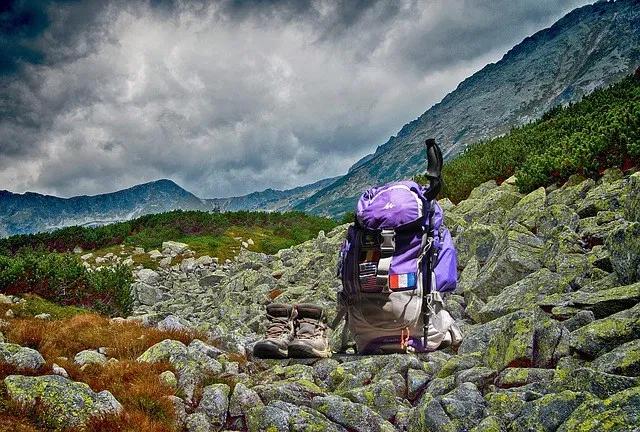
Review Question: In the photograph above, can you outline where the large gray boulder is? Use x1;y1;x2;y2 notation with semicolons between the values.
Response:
196;383;230;428
558;386;640;431
570;302;640;359
311;395;395;432
0;343;45;371
606;222;640;284
454;223;497;269
509;390;591;432
469;223;544;300
592;339;640;377
459;308;570;370
4;375;122;429
134;282;164;306
477;268;566;323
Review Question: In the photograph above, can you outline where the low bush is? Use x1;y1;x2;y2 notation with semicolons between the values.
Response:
417;73;640;202
0;252;133;317
0;210;338;259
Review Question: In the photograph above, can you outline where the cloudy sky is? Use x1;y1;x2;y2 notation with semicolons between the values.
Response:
0;0;591;198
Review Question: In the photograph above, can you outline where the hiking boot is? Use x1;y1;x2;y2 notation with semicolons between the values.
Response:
288;304;331;358
253;304;295;359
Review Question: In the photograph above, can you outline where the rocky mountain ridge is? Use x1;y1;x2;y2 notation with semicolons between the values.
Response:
295;0;640;217
7;166;633;430
0;177;338;237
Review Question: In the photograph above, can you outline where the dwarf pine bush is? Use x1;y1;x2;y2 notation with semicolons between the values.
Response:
417;72;640;203
0;251;133;316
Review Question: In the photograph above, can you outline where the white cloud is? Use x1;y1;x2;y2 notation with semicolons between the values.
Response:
0;0;590;197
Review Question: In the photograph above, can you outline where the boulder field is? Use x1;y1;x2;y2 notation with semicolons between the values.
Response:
3;168;640;431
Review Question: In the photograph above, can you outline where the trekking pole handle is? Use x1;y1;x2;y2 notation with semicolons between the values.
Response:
424;138;443;200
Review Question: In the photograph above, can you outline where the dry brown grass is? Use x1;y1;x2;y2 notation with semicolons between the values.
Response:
4;313;202;361
0;415;40;432
0;311;212;432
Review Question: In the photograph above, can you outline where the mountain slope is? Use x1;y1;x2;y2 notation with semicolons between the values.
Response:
296;0;640;216
0;180;208;236
0;176;341;237
205;176;339;212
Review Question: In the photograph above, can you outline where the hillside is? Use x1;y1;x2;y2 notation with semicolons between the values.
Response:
205;176;339;212
415;71;640;203
297;0;640;216
0;177;339;238
0;180;207;237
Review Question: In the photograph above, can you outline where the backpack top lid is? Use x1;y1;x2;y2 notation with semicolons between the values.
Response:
356;180;427;230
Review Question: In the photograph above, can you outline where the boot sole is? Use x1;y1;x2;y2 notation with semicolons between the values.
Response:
288;342;332;358
253;343;288;359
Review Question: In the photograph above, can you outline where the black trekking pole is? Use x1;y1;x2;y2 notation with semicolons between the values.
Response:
422;138;443;348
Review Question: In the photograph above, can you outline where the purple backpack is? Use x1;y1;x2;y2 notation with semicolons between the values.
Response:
336;140;459;354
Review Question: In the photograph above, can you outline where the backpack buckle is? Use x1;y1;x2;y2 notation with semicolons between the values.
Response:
380;229;396;255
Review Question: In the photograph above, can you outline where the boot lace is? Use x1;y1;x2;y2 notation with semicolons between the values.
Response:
295;318;326;340
266;316;290;338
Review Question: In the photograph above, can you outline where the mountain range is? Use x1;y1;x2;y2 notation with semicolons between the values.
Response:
2;0;639;236
0;178;337;237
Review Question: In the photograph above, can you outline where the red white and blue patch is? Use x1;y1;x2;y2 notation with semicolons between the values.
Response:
389;273;417;290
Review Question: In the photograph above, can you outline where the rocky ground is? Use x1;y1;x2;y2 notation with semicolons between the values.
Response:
2;168;640;431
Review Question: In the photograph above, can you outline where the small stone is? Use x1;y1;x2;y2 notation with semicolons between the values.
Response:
74;349;108;366
195;255;213;266
162;241;190;255
148;250;163;260
185;412;211;432
156;315;189;332
52;363;69;378
137;268;160;284
180;258;197;273
167;395;187;429
196;383;230;427
137;339;188;363
159;370;178;390
34;313;51;320
229;382;263;417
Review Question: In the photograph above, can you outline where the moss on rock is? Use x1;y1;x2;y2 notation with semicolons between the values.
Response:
4;374;122;430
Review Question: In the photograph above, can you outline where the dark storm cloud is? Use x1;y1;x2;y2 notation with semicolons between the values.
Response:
0;0;591;197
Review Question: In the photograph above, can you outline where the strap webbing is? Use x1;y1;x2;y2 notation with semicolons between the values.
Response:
376;229;395;292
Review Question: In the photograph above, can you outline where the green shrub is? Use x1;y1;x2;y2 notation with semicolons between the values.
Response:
417;73;640;202
0;211;337;258
0;251;133;317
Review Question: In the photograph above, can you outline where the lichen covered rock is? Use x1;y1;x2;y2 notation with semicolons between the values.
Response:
4;374;122;429
591;339;640;377
0;343;45;371
570;303;640;358
459;308;569;370
469;223;544;300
